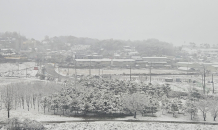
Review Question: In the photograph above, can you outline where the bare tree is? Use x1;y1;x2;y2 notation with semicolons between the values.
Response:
26;94;31;111
196;99;210;121
122;92;151;118
185;100;198;120
32;94;37;109
209;98;218;121
41;96;48;114
2;85;14;118
21;94;25;109
37;94;42;112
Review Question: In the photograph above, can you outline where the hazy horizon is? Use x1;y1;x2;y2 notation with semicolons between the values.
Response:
1;0;218;46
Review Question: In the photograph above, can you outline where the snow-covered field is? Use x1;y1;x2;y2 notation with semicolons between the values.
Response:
56;67;218;93
1;63;218;129
44;122;218;130
0;62;38;77
0;109;81;123
1;121;217;130
0;62;35;72
1;106;218;124
56;68;185;76
0;77;43;86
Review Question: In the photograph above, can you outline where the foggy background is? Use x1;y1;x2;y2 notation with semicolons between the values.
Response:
1;0;218;46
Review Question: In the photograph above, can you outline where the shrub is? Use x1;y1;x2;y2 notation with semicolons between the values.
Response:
5;118;45;130
168;91;188;98
6;117;21;130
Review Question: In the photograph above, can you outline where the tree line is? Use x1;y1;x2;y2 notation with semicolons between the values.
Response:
1;76;218;121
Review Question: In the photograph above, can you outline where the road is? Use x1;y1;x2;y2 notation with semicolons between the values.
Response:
44;64;67;79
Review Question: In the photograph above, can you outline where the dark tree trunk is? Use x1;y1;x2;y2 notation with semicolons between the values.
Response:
203;113;206;121
15;100;16;110
8;109;10;118
134;111;136;118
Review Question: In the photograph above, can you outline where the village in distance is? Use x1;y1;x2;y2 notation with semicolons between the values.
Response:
0;32;218;129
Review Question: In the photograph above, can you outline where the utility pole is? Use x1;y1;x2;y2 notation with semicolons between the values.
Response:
39;59;41;71
203;66;206;94
26;67;27;78
67;64;69;77
212;74;214;93
130;66;131;81
11;68;13;76
202;74;203;87
187;64;188;75
58;64;59;81
149;62;152;84
74;60;77;88
7;85;9;118
89;60;91;76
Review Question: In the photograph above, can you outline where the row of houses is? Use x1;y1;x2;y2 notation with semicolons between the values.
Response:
175;62;218;73
75;57;168;68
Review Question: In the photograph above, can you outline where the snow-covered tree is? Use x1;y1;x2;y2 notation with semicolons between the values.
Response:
185;100;198;120
40;96;48;114
161;95;169;115
122;92;152;118
209;98;218;121
2;85;14;118
196;99;210;121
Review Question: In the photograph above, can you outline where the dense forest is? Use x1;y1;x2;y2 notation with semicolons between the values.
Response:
0;32;175;57
47;36;175;56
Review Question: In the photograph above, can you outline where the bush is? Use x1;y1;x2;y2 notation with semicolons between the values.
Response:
168;91;188;98
22;118;45;130
5;118;45;130
6;117;21;130
40;74;45;80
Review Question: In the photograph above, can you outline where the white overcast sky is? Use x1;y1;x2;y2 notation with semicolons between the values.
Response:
1;0;218;45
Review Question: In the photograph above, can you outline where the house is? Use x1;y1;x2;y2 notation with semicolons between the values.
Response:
142;57;167;68
142;57;167;62
75;59;135;67
178;67;195;71
131;56;142;61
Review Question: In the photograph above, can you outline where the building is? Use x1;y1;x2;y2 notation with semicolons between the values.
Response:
142;57;167;62
142;57;167;68
75;59;135;67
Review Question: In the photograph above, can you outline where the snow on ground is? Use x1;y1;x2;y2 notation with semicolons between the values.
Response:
55;68;185;76
44;122;218;130
0;77;43;86
0;109;82;123
0;62;36;73
0;107;218;123
0;62;38;77
55;67;218;93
